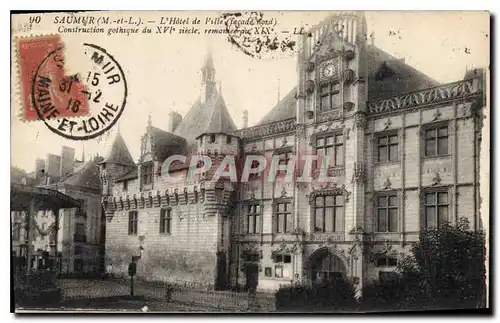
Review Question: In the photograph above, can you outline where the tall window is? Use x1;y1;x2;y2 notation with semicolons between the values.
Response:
123;180;128;191
160;208;172;234
277;152;292;176
246;204;261;234
319;82;340;111
275;201;292;233
76;199;87;217
425;125;448;157
128;211;138;235
142;162;154;186
316;134;344;166
377;134;399;162
423;191;449;229
314;195;343;232
376;194;398;232
12;224;20;241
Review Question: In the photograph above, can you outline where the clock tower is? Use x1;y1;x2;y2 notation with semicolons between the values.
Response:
295;12;369;292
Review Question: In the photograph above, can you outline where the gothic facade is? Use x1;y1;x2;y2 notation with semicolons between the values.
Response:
100;13;485;291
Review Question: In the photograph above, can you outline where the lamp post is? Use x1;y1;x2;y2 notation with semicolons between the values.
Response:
128;246;144;297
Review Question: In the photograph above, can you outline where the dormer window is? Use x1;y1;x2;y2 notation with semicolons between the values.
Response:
142;162;154;187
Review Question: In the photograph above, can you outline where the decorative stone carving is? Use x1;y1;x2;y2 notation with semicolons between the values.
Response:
383;177;392;190
351;162;365;184
343;69;355;84
280;186;287;198
367;79;477;115
296;124;307;139
353;112;367;129
383;117;392;130
343;101;355;112
309;184;351;203
343;49;355;61
432;172;442;186
306;80;315;94
306;61;315;72
235;118;296;139
370;240;398;263
317;109;342;122
432;107;442;121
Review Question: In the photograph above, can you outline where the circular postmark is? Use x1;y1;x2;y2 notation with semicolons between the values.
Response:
31;43;127;140
221;12;296;59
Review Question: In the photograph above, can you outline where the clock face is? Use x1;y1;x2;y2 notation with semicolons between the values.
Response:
322;62;338;78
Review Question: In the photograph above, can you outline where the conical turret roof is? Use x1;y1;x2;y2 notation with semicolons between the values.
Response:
102;132;135;166
174;88;237;142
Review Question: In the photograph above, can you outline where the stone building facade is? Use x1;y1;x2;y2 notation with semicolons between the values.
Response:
101;13;486;291
11;147;105;275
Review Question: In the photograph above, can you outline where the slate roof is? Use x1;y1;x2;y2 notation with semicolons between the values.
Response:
115;168;138;182
59;160;101;191
256;45;440;126
256;86;297;126
366;44;440;100
150;126;188;162
102;132;135;167
174;89;237;142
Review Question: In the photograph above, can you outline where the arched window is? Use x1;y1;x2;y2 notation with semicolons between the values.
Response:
310;251;346;283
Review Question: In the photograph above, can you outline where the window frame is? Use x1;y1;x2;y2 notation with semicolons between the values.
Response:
128;210;138;235
422;189;450;230
159;208;172;234
313;194;344;233
375;256;398;267
319;81;341;112
274;265;284;278
273;199;293;233
375;193;399;233
376;132;399;163
245;203;261;234
315;132;344;167
141;162;154;187
423;123;450;158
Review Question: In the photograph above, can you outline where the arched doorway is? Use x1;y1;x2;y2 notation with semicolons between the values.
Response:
309;249;347;284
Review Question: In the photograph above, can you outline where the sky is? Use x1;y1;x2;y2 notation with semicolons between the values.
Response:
11;11;489;173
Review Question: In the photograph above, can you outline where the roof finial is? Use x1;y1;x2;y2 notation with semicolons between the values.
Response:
147;112;152;129
370;32;375;46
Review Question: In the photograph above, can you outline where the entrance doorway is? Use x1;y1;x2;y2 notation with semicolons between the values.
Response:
245;264;259;292
309;249;346;284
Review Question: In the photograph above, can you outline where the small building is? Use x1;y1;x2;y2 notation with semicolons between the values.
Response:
11;147;105;275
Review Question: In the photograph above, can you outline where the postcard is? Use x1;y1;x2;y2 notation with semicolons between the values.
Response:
10;10;490;313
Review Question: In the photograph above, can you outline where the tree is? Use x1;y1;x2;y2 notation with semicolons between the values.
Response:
398;218;486;309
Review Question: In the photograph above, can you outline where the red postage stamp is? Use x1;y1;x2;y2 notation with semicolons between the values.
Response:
16;35;90;121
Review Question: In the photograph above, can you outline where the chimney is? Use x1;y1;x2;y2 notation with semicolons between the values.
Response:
168;111;183;133
35;158;45;180
60;146;75;178
242;110;248;128
45;153;61;180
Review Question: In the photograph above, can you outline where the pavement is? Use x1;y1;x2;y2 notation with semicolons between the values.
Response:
15;278;247;313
